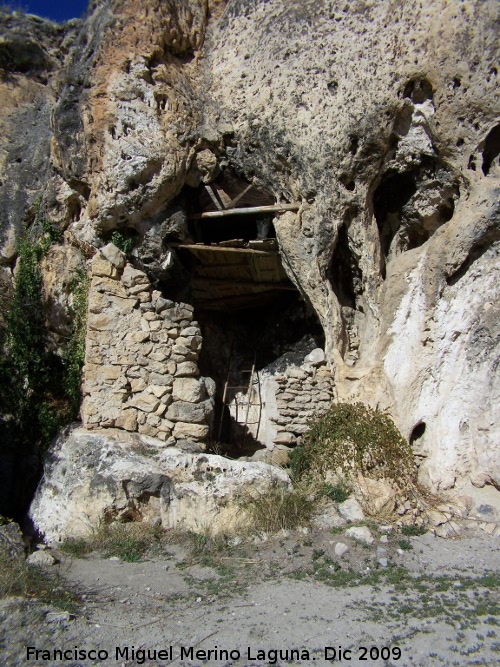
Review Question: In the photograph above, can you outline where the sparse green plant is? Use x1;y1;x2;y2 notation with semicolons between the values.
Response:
321;482;351;503
61;522;168;562
0;544;79;611
63;270;89;414
402;524;427;536
398;539;413;551
111;230;134;256
291;402;417;494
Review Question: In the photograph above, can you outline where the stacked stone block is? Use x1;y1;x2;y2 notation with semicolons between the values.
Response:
271;365;335;447
81;243;213;448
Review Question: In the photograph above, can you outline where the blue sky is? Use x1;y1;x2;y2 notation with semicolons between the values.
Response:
15;1;89;22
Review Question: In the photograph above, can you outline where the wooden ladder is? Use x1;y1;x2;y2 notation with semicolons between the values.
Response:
218;343;262;447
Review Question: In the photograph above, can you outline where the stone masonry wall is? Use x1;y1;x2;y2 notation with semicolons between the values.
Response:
81;243;213;449
234;345;335;451
271;363;335;448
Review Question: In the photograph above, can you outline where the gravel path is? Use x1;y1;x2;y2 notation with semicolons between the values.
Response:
1;526;499;667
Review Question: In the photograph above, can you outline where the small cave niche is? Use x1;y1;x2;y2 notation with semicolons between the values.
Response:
66;196;81;223
410;421;427;465
197;297;324;457
482;124;500;176
373;159;459;273
410;421;426;446
327;222;363;311
373;170;417;258
403;77;433;104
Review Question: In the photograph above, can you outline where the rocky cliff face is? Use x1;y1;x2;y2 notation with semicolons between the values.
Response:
1;0;499;521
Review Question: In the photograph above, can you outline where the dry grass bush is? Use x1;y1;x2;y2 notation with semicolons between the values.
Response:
239;481;315;534
61;521;173;562
287;402;435;522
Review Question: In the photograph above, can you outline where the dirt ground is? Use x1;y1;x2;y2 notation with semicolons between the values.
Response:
1;523;499;667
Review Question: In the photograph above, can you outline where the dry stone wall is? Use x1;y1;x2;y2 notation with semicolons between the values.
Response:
272;364;335;447
234;344;335;451
81;243;213;449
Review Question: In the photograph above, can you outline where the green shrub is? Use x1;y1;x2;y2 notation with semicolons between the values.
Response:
111;231;134;256
398;539;413;551
320;482;351;504
292;402;416;492
0;205;87;518
402;524;427;537
63;270;89;414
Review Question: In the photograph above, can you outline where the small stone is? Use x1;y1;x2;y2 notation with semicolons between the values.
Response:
27;550;58;567
379;534;388;543
172;377;204;403
378;558;388;568
303;348;326;366
338;497;365;522
46;612;74;624
130;378;146;392
334;542;349;557
100;243;126;269
128;392;160;413
91;255;118;279
172;422;209;440
345;526;374;544
156;297;174;313
150;385;169;398
121;265;150;288
176;361;199;377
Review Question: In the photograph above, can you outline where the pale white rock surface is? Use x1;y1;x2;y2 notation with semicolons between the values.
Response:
345;526;374;545
338;497;366;523
29;427;290;542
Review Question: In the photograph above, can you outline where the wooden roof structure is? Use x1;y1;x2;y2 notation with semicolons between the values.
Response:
175;244;295;310
176;171;300;310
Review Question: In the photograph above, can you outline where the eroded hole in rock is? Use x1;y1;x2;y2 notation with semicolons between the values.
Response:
374;170;417;257
374;159;459;273
410;421;427;465
482;124;500;176
403;77;433;104
328;222;362;311
410;421;426;445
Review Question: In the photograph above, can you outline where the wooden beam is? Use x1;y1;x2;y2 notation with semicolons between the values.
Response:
204;185;223;210
227;183;253;208
192;277;295;291
188;203;300;219
174;243;279;256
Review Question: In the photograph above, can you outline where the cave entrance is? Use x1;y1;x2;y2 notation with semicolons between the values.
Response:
172;169;300;310
172;172;321;455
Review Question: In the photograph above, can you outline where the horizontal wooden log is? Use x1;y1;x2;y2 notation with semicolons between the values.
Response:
188;203;300;219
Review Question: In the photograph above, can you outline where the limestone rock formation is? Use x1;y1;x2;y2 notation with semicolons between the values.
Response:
0;0;497;528
29;426;290;541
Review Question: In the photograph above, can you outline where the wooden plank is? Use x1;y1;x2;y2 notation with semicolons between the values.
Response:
214;186;233;208
192;277;295;291
204;185;223;210
228;183;253;208
188;203;300;219
176;244;280;257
